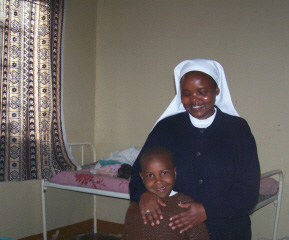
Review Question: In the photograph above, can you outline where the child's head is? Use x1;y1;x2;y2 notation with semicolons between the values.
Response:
139;146;176;198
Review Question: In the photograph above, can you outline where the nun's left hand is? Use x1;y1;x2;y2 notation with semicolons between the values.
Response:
169;202;207;233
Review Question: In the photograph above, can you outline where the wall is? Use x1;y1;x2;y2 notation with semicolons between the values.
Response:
95;0;289;239
0;0;97;238
1;0;288;239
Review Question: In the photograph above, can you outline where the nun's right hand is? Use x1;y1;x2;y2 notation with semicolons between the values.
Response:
139;191;166;226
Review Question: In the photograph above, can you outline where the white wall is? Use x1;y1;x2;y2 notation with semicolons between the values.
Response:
94;1;289;239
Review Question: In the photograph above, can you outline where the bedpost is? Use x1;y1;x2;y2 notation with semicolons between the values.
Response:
93;195;97;233
42;179;48;240
273;170;283;240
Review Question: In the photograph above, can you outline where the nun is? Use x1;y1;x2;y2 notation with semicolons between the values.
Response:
129;58;260;240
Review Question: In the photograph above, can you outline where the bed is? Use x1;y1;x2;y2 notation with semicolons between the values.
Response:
41;142;130;240
41;142;283;240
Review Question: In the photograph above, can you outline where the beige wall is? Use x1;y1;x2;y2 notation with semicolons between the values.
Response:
1;0;288;239
0;0;97;238
95;0;289;239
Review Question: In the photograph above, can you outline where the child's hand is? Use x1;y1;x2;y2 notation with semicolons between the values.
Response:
139;191;166;226
169;202;207;233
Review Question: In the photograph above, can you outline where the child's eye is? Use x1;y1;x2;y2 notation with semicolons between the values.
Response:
161;171;169;175
145;173;153;178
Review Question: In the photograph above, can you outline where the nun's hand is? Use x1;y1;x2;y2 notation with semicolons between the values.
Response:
139;191;166;226
169;202;207;233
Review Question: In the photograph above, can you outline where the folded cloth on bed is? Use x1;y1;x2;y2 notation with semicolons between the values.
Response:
99;160;122;166
95;164;122;177
98;146;141;166
259;177;279;195
90;147;141;174
90;162;122;174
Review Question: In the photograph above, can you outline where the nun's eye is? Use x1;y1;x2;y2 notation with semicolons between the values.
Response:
199;90;208;96
181;90;191;97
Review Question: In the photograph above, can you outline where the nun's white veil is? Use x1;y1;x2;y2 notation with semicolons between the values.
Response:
156;58;239;124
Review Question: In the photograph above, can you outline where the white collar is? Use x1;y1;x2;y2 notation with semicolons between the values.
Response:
169;190;178;197
189;108;217;128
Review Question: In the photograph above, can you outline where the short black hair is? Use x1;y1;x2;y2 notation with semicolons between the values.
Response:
140;146;174;172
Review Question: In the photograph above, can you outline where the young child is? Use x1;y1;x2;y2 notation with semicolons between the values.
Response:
122;146;209;240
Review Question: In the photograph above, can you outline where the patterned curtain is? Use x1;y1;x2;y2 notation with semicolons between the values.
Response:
0;0;76;181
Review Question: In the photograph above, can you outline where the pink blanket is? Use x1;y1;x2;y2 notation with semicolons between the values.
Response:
49;169;129;194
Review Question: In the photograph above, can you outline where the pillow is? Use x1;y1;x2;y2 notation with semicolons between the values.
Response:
259;177;279;195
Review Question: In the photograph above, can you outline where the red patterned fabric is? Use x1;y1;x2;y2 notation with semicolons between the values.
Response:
49;169;129;193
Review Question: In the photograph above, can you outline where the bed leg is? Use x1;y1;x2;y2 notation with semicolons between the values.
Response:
273;171;283;240
93;195;97;233
273;200;279;240
42;180;48;240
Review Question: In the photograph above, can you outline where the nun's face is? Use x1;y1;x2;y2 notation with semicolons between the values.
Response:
181;71;220;120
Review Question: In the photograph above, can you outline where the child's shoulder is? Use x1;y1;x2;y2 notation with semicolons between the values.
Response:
124;201;142;225
173;193;195;203
127;201;139;211
161;193;195;206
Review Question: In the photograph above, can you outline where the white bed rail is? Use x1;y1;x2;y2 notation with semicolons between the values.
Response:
252;169;283;240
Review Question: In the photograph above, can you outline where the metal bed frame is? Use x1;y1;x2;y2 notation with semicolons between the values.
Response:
41;142;129;240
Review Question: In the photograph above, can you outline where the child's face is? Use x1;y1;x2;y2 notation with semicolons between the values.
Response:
140;153;176;198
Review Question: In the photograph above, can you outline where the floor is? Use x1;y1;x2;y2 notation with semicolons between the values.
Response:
75;233;121;240
47;230;121;240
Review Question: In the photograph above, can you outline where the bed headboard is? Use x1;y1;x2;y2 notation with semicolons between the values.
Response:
68;142;97;165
